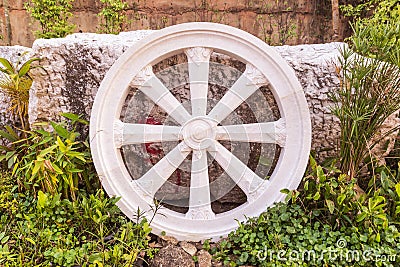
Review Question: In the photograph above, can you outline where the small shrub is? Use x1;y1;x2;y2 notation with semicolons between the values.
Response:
292;157;400;241
24;0;76;39
0;182;157;266
0;113;100;200
211;203;400;266
0;110;157;265
98;0;130;34
341;0;400;23
0;53;39;130
285;156;359;229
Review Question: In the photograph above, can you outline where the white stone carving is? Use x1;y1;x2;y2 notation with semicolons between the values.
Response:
130;65;154;87
186;207;215;220
244;63;269;87
275;118;287;147
185;47;213;65
248;181;269;202
90;23;311;242
113;120;124;148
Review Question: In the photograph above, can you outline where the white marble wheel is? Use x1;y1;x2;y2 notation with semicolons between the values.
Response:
90;22;311;241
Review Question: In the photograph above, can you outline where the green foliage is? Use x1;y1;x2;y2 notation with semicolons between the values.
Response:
367;163;400;223
341;0;400;65
24;0;76;39
341;0;377;19
0;113;99;200
0;125;20;168
348;21;400;65
330;34;400;180
293;157;399;239
341;0;400;22
288;157;359;229
0;53;39;130
209;158;400;266
0;112;156;266
211;203;400;266
0;171;18;215
0;185;156;266
98;0;130;34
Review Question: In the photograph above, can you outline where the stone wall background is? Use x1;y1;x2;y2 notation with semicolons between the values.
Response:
0;0;345;47
0;31;344;161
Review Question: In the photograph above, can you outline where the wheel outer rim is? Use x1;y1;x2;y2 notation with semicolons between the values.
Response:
90;22;311;241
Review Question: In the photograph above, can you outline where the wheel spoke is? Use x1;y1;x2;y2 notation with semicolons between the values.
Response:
136;143;191;197
208;63;269;123
215;118;286;147
211;141;269;202
186;150;215;220
131;65;191;125
185;47;212;116
114;120;181;148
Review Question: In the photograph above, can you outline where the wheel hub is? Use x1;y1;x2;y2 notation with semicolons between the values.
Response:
181;117;216;150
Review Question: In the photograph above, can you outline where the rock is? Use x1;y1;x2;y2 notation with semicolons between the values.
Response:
149;242;163;248
29;31;154;128
274;43;343;161
180;241;197;256
150;244;195;267
195;241;205;250
370;112;400;165
159;235;179;246
197;249;212;267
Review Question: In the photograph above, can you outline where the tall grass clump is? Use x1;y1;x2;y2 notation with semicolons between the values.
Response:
330;19;400;182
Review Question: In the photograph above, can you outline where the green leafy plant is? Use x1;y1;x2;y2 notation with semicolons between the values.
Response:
0;176;157;266
0;125;22;170
348;20;400;65
289;157;400;241
0;113;99;199
209;158;400;266
24;0;76;39
210;202;400;266
341;0;400;22
98;0;130;34
0;53;39;130
366;163;400;223
284;156;360;229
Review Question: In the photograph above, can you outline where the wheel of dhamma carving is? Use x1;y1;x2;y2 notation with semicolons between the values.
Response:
90;22;311;241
